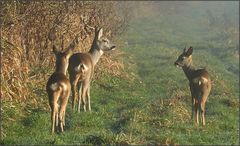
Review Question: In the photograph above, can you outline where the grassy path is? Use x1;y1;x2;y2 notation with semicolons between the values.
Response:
2;6;239;145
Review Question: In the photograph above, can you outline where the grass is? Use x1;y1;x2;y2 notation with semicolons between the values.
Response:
1;3;239;145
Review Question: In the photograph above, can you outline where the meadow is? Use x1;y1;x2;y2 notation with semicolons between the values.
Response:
1;2;239;145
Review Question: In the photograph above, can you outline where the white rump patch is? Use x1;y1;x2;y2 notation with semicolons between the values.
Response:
201;77;208;83
82;64;89;71
192;77;201;85
50;82;58;90
193;77;208;85
74;65;81;72
74;63;89;73
193;77;199;84
60;83;68;91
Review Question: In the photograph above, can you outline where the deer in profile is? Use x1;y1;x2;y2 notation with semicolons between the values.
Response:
68;27;116;112
46;36;79;134
174;46;211;126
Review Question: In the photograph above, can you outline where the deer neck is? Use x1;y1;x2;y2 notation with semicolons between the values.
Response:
89;42;104;66
55;61;68;75
182;62;195;81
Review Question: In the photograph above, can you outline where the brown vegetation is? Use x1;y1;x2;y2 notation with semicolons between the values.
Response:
1;1;132;101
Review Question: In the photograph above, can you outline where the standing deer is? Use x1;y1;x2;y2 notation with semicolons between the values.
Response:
174;46;211;126
68;27;116;112
46;37;78;134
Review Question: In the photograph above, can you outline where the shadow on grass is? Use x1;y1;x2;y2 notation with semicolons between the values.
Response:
111;117;130;134
21;108;43;127
84;135;106;145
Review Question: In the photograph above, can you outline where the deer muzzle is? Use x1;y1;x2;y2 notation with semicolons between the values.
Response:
174;62;181;68
110;45;116;50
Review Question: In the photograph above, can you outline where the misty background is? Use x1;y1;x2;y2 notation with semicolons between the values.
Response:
127;1;239;50
122;1;239;99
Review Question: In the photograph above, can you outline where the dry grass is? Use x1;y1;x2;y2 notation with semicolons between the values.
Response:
1;41;30;101
1;36;127;102
1;1;131;102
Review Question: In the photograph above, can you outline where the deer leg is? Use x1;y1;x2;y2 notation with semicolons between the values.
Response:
49;91;59;134
59;109;64;133
62;101;67;127
70;74;79;112
63;109;66;127
51;109;55;134
82;91;87;112
200;101;206;126
70;81;77;111
58;114;63;133
63;89;70;127
200;93;208;126
59;107;65;133
201;88;210;126
189;84;195;119
87;86;91;111
55;106;59;132
81;80;90;112
194;101;199;126
191;97;195;119
52;104;58;134
77;82;82;113
59;90;70;132
49;98;55;134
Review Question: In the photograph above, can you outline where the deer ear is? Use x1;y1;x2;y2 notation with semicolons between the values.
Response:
52;45;58;55
97;28;103;39
65;34;79;54
183;47;187;53
66;41;75;53
65;50;72;59
65;47;73;58
186;46;193;56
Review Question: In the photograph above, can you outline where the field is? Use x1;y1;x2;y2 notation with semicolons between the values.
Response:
1;2;239;145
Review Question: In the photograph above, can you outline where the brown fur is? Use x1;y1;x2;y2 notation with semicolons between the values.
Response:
68;27;116;112
68;53;94;112
47;73;71;134
46;36;78;134
175;46;211;126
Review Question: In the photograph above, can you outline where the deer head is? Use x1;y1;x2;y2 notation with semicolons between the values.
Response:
94;27;116;52
174;46;193;68
53;35;79;74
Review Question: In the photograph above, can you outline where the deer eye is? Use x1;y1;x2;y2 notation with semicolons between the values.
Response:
103;39;107;43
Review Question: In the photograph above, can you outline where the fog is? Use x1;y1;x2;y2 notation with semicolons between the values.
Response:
126;1;239;51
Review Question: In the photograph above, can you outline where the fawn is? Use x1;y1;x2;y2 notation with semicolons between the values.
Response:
46;37;78;134
174;46;211;126
68;27;116;112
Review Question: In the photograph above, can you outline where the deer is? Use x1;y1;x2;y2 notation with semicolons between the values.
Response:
174;46;211;126
46;36;79;134
68;27;116;112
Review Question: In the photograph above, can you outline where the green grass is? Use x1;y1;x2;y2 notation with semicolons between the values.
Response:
2;3;239;145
